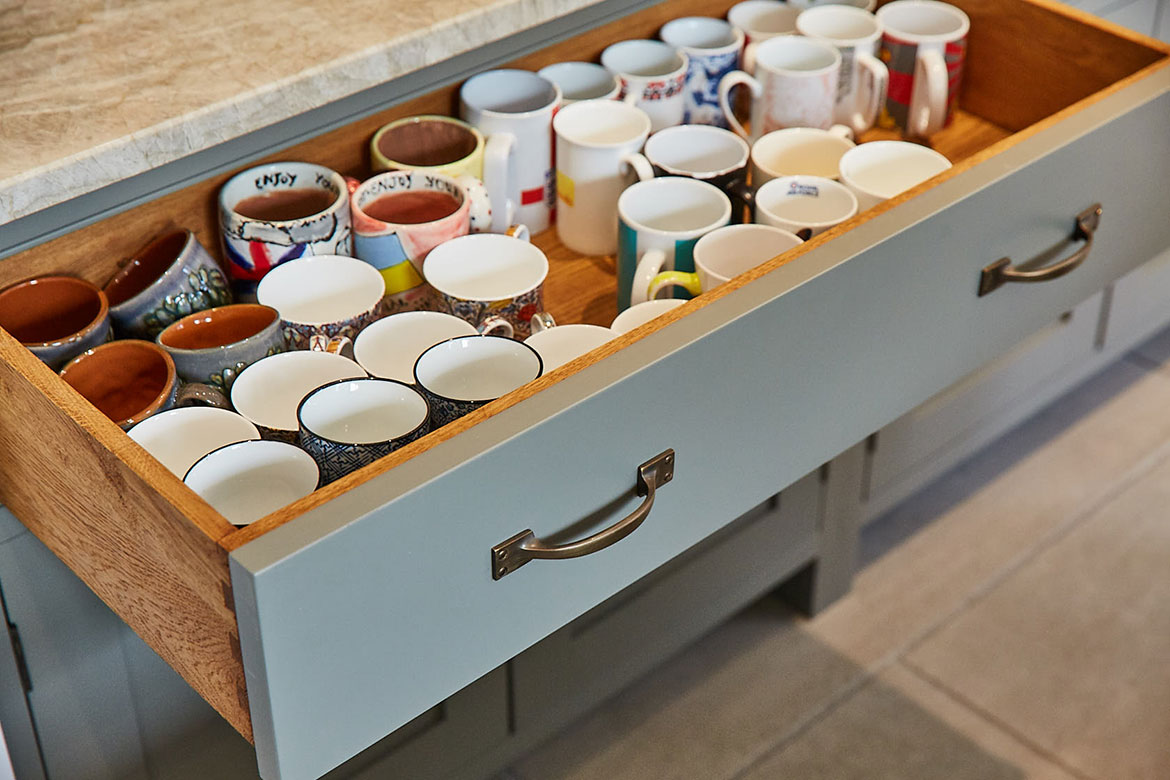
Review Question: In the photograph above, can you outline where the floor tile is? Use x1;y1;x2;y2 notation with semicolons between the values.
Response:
904;449;1170;780
739;662;1080;780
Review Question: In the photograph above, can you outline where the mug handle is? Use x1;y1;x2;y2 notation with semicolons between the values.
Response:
741;42;759;75
828;123;855;141
854;53;889;135
718;71;761;140
174;383;231;410
620;152;654;182
528;311;557;334
629;249;669;306
621;89;640;106
456;174;493;233
911;48;949;137
506;223;531;242
725;178;756;221
478;316;515;338
309;335;355;361
648;271;702;301
483;132;518;233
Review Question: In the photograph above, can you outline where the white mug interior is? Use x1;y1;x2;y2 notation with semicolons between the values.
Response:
299;378;429;444
878;0;970;40
538;62;621;102
601;40;687;78
838;140;952;200
645;125;750;176
354;311;477;383
524;324;616;371
610;298;687;335
619;177;733;235
256;255;385;326
728;0;801;36
796;5;881;42
660;16;739;49
231;350;367;432
554;99;652;146
128;406;260;477
220;162;346;220
184;440;319;525
752;127;856;179
755;34;841;73
414;335;543;402
756;175;860;228
460;69;560;115
694;224;803;283
424;234;549;301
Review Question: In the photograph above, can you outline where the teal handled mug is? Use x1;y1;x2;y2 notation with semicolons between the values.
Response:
638;223;803;304
617;176;732;311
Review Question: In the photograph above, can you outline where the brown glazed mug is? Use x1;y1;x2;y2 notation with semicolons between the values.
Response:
0;276;112;369
157;303;286;392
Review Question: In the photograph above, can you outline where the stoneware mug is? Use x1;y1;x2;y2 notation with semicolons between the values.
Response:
601;40;690;132
156;303;287;392
0;275;111;369
837;140;952;210
103;229;232;340
255;255;385;350
353;311;478;384
413;335;544;427
659;16;745;127
58;339;181;429
754;175;860;238
796;5;889;134
297;377;432;484
219;161;353;300
128;406;260;478
183;439;320;525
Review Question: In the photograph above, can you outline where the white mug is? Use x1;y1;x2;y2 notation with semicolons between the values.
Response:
796;6;889;134
659;17;745;128
644;223;802;301
751;126;856;185
538;62;622;103
792;0;878;14
128;407;260;478
524;321;617;371
255;255;386;351
609;298;687;335
837;140;952;210
719;35;843;141
727;0;801;49
414;335;544;426
601;40;690;132
184;440;320;525
230;349;366;440
460;69;561;234
553;99;653;256
754;175;859;238
636;125;752;209
354;311;479;384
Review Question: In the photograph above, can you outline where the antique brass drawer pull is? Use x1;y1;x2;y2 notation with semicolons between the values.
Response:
978;204;1102;297
491;449;675;580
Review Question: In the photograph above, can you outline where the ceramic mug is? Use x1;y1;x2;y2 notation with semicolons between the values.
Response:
660;17;745;127
601;40;690;132
796;6;889;134
460;69;561;235
719;35;843;142
230;349;367;442
413;335;544;427
727;0;801;48
523;320;616;371
424;234;549;340
617;177;732;311
0;276;111;369
59;339;181;429
184;439;320;525
128;406;260;478
876;0;969;136
156;303;286;392
219;162;353;300
353;311;478;384
633;124;753;213
793;0;878;11
837;140;952;210
609;298;687;335
255;255;385;350
103;230;232;340
751;126;857;185
553;99;653;256
538;62;623;103
754;175;860;238
370;115;486;180
641;223;802;303
297;377;431;484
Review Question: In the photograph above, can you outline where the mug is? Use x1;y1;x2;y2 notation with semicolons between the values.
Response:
609;298;687;335
354;311;480;384
460;69;561;234
727;0;801;47
104;230;232;340
837;140;952;210
413;335;544;427
659;17;745;127
634;124;752;211
641;223;802;303
796;6;889;134
524;319;616;371
719;35;843;141
370;115;486;180
183;439;320;525
230;348;367;441
601;40;690;132
219;162;353;300
424;234;549;340
297;377;431;484
751;126;856;185
538;62;622;103
351;170;488;314
0;275;111;369
793;0;879;18
553;99;653;256
754;175;860;238
156;303;286;392
617;177;733;310
59;339;181;429
255;255;385;350
876;0;969;137
128;406;260;478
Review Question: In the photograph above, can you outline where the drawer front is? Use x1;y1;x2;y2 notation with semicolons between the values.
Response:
229;72;1170;780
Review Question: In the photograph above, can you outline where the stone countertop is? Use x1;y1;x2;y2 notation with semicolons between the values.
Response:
0;0;601;224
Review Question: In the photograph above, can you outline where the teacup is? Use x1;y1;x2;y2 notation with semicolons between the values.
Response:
230;349;367;441
609;298;687;335
353;311;478;384
59;339;181;429
0;275;111;369
128;406;260;477
413;335;544;427
754;175;860;238
103;230;232;339
256;255;385;350
524;319;616;371
157;303;286;391
297;377;432;484
184;440;320;525
837;140;952;210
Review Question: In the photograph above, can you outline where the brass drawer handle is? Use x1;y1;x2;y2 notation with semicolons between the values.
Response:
491;449;675;580
978;204;1102;297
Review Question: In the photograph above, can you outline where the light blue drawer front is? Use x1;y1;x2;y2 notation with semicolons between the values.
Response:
230;70;1170;780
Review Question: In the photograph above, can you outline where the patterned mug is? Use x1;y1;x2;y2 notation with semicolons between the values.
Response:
255;255;385;351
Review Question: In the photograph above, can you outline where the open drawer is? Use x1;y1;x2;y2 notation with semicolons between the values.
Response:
1;0;1168;777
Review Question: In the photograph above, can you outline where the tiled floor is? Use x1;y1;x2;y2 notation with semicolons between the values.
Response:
509;326;1170;780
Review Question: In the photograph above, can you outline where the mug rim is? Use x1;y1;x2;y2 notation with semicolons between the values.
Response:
751;126;856;178
230;349;368;433
837;140;952;199
753;34;842;76
157;302;280;353
553;99;653;149
460;69;562;119
255;254;386;327
353;310;478;381
413;334;544;403
423;234;549;301
219;161;348;225
371;114;485;171
645;125;750;177
795;5;882;45
727;0;800;35
537;61;622;102
296;376;431;447
610;298;687;335
876;0;970;42
182;438;320;525
618;176;733;239
755;175;860;229
0;275;109;347
127;406;260;477
59;338;178;428
660;16;743;53
350;169;471;231
693;223;804;281
601;39;689;79
103;229;194;309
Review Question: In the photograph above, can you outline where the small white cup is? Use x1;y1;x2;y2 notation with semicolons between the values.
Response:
610;298;687;335
524;323;617;371
796;5;889;134
644;223;803;301
837;140;952;210
128;406;260;478
354;311;478;383
601;40;690;132
230;349;366;439
184;440;320;525
751;126;857;185
538;62;622;103
755;175;859;238
414;335;544;426
256;255;385;350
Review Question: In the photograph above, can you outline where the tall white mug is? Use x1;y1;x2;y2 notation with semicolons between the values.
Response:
796;6;889;134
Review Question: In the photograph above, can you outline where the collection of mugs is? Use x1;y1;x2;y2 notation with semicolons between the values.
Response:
0;0;969;525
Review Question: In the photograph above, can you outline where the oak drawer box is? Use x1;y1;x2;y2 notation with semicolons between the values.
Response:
1;0;1168;777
